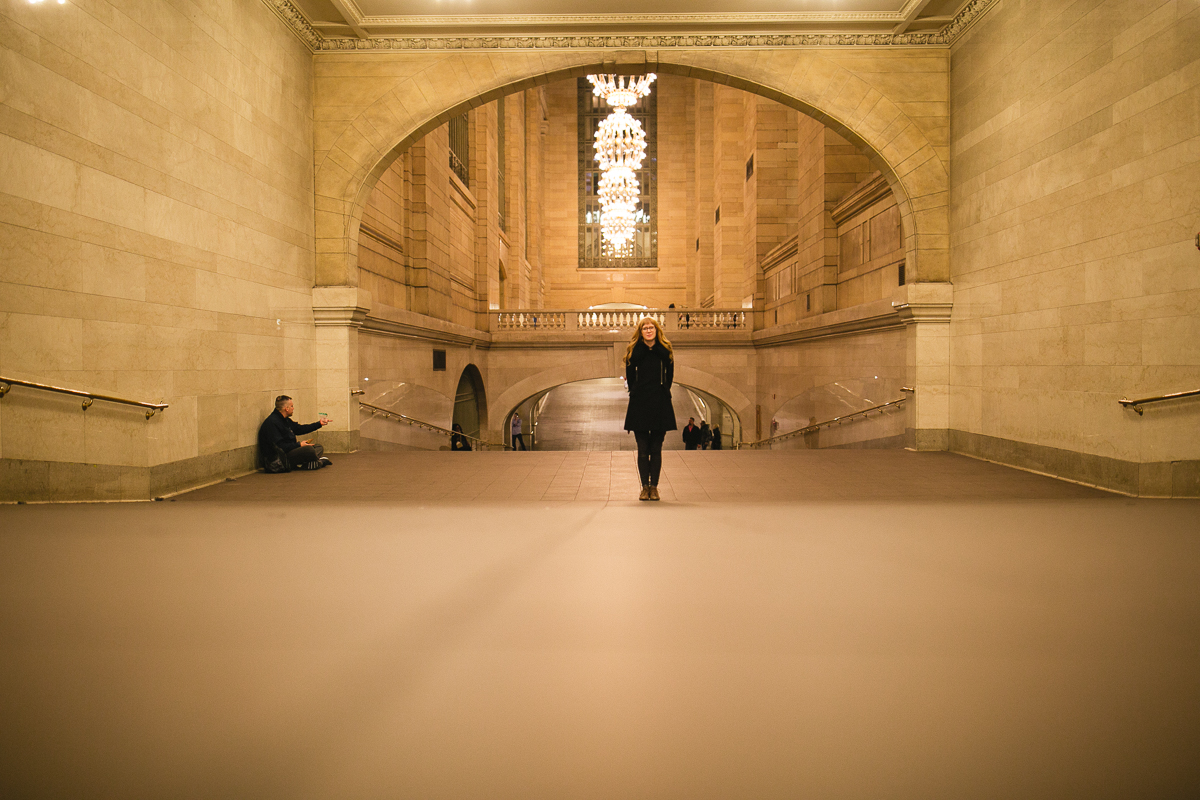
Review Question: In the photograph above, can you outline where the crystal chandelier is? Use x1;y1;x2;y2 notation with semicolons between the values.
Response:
586;74;656;253
588;74;656;109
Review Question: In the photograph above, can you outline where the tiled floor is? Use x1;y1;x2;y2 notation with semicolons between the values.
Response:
2;451;1197;798
180;448;1111;503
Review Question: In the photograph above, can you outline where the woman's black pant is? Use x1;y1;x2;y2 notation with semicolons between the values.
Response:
633;430;666;487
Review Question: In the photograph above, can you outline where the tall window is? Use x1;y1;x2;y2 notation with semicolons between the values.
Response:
578;78;657;269
448;112;469;187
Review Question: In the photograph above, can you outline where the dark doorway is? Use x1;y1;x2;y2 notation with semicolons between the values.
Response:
452;364;486;439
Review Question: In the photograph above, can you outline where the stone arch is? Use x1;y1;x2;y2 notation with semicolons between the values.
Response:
452;363;487;438
313;49;948;289
487;359;751;441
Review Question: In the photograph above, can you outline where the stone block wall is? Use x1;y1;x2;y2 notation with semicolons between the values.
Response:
756;328;908;448
356;325;488;450
360;89;549;326
949;0;1200;496
363;73;905;321
0;0;316;501
542;80;578;290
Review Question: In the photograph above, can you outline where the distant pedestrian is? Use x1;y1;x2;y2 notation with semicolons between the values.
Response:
510;412;527;451
710;425;723;450
624;317;677;501
682;417;702;450
450;422;472;451
699;421;712;450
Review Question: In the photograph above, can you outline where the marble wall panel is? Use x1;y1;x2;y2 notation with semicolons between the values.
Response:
754;328;907;445
0;0;316;499
949;0;1200;477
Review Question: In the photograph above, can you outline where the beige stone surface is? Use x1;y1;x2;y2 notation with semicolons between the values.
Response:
312;48;950;291
0;0;317;495
3;0;1196;499
949;0;1200;466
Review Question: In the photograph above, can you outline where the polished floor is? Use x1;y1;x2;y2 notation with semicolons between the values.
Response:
2;451;1198;799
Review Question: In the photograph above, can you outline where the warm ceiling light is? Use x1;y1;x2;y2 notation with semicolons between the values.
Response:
587;74;656;109
586;74;656;254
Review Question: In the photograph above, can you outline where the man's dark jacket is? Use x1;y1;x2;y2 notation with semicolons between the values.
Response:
682;423;702;447
257;410;321;466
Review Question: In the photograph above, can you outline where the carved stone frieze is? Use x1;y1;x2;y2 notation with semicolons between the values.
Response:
265;0;999;53
316;31;950;51
262;0;321;50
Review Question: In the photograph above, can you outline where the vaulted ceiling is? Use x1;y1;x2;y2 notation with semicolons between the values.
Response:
289;0;972;39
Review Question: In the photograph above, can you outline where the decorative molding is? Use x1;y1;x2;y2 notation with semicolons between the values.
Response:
754;298;906;347
893;300;952;324
360;12;906;28
313;286;371;327
359;222;406;255
313;304;370;327
939;0;999;43
831;172;892;226
760;234;799;274
361;315;489;347
316;32;950;51
263;0;321;49
892;282;954;325
265;0;1000;53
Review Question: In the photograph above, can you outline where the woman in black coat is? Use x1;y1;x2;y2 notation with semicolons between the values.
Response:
624;317;677;501
450;422;472;451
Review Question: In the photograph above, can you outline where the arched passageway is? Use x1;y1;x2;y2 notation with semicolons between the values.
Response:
507;378;741;451
322;50;952;454
452;364;487;439
314;53;948;290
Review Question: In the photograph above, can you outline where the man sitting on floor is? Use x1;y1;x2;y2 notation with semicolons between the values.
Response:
258;395;332;471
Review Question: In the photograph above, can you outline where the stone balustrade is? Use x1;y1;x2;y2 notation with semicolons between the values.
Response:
492;309;748;334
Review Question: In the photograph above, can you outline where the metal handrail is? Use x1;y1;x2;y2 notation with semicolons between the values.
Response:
1119;389;1200;416
0;375;168;419
737;390;911;449
358;401;509;450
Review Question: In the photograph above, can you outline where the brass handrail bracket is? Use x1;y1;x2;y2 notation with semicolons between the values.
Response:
1119;388;1200;416
0;376;167;418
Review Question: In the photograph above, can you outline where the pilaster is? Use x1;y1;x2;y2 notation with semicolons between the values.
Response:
312;287;371;452
893;282;952;451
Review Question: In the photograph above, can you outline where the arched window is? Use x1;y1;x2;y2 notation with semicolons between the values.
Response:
577;77;657;269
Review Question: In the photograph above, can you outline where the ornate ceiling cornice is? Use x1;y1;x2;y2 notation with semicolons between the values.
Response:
265;0;998;52
264;0;322;49
358;12;904;28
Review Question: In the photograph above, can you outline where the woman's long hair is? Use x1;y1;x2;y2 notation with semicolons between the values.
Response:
624;316;674;365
